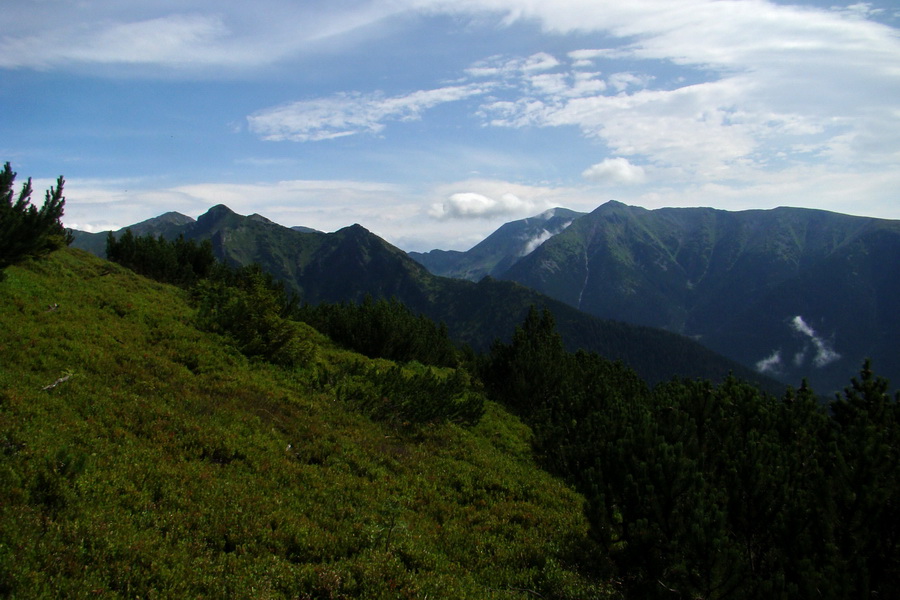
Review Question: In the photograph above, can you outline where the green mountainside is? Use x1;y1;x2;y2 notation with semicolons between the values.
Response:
6;244;899;599
490;201;900;393
0;248;607;598
409;208;585;281
72;205;777;390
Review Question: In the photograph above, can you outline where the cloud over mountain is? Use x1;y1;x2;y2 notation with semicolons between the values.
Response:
582;158;646;184
791;315;841;368
430;192;541;219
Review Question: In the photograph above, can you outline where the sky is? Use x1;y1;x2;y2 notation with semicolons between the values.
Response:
2;0;899;252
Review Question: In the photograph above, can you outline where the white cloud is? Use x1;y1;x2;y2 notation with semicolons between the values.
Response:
521;52;561;73
7;0;900;238
790;315;842;368
568;48;629;67
466;52;561;80
756;349;783;375
430;192;540;219
607;72;652;92
427;178;579;220
582;157;647;184
430;0;900;189
248;85;486;141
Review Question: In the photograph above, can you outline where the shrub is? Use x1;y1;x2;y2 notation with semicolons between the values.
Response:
338;363;485;426
192;265;313;367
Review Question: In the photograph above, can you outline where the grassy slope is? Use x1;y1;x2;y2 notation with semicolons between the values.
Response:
0;249;608;599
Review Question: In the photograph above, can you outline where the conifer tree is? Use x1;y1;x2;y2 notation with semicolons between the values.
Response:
0;162;71;279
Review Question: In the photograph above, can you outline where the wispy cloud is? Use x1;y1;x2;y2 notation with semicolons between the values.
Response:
521;229;554;256
755;314;842;375
0;13;231;69
791;315;841;368
248;85;487;141
756;349;783;375
0;2;405;71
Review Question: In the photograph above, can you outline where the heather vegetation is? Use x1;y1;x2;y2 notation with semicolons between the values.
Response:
0;248;603;598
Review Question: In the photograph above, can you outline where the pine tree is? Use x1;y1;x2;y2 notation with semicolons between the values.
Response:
0;162;71;279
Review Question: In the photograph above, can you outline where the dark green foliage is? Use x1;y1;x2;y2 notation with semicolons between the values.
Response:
829;360;900;594
192;264;312;367
337;362;485;426
106;228;216;287
0;162;70;280
29;446;87;516
296;296;460;367
482;309;900;598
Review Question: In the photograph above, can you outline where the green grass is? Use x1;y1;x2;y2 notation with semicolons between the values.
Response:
0;249;610;598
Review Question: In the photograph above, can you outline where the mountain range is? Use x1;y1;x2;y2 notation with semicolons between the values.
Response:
410;200;900;393
71;205;779;393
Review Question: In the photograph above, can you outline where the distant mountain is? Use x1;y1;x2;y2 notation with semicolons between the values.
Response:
496;200;900;393
71;205;780;391
409;208;585;281
69;211;196;256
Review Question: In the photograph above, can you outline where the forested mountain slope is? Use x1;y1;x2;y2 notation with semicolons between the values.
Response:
499;201;900;392
72;205;779;390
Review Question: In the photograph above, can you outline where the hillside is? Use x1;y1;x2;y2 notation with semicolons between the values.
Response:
0;248;607;598
72;206;779;391
409;208;585;281
497;201;900;393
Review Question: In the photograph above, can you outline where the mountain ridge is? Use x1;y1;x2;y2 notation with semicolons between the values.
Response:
70;205;781;392
491;201;900;392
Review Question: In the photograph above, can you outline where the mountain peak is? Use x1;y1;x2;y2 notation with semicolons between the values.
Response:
340;223;371;235
595;199;631;211
197;204;238;224
128;211;194;230
153;211;195;225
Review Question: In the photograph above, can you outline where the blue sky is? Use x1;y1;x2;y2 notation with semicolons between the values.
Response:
2;1;899;251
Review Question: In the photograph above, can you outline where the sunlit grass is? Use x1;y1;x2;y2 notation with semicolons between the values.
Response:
0;249;611;598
